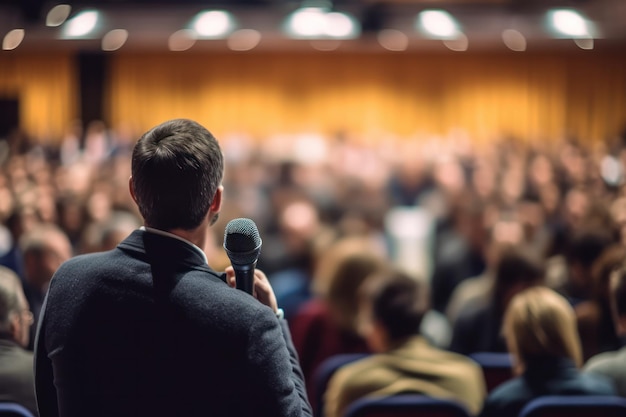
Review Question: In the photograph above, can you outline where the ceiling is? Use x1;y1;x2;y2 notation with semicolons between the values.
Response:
1;0;625;52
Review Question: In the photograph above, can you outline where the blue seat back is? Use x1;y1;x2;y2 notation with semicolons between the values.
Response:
519;395;626;417
344;395;471;417
0;403;36;417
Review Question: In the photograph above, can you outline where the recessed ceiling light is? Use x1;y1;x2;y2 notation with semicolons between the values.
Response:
46;4;72;27
3;29;25;50
502;29;527;52
378;29;409;52
169;29;196;51
63;10;99;37
284;7;359;39
550;9;589;37
227;29;261;51
192;10;235;38
102;29;128;51
418;10;460;39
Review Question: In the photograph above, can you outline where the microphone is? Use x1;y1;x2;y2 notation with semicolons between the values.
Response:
223;218;262;295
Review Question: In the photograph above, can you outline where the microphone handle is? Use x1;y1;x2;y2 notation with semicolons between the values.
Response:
233;261;256;295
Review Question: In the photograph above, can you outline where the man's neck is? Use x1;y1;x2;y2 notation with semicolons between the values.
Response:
143;224;207;250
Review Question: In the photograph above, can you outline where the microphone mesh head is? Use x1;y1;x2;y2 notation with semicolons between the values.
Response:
223;218;262;265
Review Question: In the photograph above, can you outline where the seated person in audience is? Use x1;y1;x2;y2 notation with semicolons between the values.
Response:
19;223;73;350
290;237;386;406
446;217;525;325
324;269;486;417
480;286;615;417
584;261;626;396
450;245;544;354
0;266;38;416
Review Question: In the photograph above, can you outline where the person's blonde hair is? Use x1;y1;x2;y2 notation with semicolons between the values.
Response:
503;286;582;374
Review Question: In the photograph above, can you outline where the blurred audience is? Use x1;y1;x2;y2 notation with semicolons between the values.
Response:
480;286;615;417
324;268;486;417
1;120;626;412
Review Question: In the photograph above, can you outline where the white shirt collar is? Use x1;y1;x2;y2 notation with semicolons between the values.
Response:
140;226;209;265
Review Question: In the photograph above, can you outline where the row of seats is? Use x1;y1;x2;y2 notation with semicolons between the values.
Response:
313;352;626;417
343;395;626;417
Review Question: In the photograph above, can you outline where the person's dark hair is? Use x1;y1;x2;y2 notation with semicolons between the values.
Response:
564;228;614;269
131;119;224;230
492;245;545;311
366;269;429;342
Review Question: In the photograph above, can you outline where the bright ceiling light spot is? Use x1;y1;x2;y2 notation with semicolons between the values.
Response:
378;29;408;51
574;37;594;50
443;33;468;51
418;10;459;39
325;12;358;38
102;29;128;51
287;7;327;37
46;4;72;27
192;10;234;38
227;29;261;51
169;29;196;51
550;9;588;37
2;29;25;50
502;29;526;51
64;10;99;37
284;7;359;39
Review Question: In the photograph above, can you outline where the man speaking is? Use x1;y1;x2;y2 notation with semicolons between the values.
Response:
34;119;312;417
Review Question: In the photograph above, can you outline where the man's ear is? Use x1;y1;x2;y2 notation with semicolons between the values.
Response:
129;176;138;204
210;185;223;214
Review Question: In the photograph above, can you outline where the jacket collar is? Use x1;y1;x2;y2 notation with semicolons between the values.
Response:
118;229;224;281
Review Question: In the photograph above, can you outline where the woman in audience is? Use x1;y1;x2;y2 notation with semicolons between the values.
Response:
289;236;387;407
480;286;616;417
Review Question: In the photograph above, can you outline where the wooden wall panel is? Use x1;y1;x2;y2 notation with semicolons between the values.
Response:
107;51;626;144
0;54;78;141
1;50;625;145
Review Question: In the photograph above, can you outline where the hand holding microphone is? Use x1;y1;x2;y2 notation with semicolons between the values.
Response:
223;218;279;312
223;218;263;295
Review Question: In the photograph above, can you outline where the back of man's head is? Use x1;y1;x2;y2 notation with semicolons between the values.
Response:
19;223;72;291
131;119;224;231
363;269;429;343
0;266;30;347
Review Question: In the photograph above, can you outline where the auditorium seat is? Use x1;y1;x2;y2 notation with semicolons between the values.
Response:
343;395;471;417
312;353;369;417
0;403;36;417
468;352;514;392
519;395;626;417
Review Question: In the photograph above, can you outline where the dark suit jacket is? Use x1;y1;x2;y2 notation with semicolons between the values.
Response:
0;337;38;416
480;356;616;417
35;229;312;417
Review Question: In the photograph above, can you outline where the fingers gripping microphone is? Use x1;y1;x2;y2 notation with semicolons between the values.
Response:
223;218;262;295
